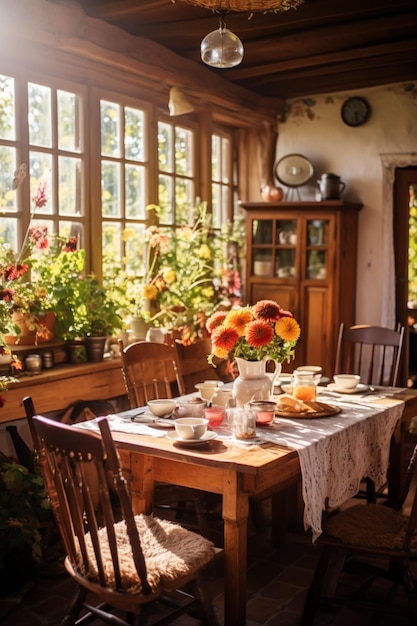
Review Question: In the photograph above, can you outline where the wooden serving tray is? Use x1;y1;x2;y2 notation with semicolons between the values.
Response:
275;401;342;419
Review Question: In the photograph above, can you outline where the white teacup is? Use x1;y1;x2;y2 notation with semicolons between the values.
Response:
174;417;208;440
173;399;206;418
333;374;361;390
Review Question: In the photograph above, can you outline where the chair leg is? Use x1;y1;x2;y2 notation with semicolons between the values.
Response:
400;562;417;623
65;585;86;626
300;546;330;626
188;577;221;626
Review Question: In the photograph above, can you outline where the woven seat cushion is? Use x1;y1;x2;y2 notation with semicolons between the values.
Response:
323;504;415;550
76;514;215;592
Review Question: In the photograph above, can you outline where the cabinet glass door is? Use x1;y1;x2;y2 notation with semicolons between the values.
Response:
252;219;273;276
306;219;329;279
276;219;297;278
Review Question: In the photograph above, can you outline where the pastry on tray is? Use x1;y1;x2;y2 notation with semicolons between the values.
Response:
276;394;313;414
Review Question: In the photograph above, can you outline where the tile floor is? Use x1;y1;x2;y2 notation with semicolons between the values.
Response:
1;497;415;626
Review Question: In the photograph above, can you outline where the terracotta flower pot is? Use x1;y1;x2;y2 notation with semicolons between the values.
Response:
5;311;56;346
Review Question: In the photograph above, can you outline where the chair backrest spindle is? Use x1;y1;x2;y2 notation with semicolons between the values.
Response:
118;340;186;408
334;323;404;386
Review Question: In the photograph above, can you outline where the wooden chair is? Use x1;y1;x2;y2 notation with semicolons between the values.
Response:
334;323;405;387
117;342;210;531
334;324;405;502
29;411;221;626
118;340;185;408
301;441;417;625
173;337;222;393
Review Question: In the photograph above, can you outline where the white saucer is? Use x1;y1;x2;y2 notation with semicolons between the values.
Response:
327;383;368;394
166;431;217;445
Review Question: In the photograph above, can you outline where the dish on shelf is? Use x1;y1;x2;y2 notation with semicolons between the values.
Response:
166;431;217;446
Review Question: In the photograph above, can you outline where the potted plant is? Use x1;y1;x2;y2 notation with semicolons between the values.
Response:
109;201;245;346
74;275;124;361
0;454;50;593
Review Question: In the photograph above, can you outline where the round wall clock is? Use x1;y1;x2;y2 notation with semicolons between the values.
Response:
341;97;370;127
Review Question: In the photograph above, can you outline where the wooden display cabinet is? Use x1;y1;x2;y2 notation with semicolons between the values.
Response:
239;200;362;377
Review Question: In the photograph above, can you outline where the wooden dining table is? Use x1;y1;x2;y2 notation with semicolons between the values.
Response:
95;386;417;626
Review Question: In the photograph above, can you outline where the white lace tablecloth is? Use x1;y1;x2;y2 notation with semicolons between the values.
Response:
75;390;405;542
257;390;404;540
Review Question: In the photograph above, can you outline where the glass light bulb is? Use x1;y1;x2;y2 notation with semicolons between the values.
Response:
201;26;244;69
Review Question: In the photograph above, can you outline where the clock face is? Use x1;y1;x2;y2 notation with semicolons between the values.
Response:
341;97;370;127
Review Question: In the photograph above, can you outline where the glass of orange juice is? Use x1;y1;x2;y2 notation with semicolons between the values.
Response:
292;371;317;402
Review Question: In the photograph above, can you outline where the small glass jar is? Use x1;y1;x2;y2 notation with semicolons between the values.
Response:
230;407;257;441
25;354;42;375
42;351;54;369
292;371;317;402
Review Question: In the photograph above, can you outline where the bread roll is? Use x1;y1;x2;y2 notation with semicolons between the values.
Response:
277;394;311;413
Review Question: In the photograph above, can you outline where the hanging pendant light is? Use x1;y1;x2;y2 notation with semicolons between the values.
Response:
201;15;244;68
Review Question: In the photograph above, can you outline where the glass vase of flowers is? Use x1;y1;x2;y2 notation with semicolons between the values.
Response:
206;299;301;406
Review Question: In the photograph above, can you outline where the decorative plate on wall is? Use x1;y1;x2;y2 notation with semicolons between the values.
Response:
274;154;314;188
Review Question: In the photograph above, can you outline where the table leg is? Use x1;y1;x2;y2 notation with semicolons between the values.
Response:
222;470;249;626
121;451;155;514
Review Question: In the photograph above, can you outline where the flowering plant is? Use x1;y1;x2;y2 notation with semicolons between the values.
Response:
206;299;301;363
106;201;245;344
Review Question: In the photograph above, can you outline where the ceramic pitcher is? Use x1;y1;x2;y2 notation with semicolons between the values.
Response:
318;173;346;200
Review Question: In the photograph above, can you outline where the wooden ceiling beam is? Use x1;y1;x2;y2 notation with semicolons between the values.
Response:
3;0;284;123
231;39;417;81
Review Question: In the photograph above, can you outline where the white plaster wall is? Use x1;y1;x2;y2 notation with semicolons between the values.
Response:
274;82;417;326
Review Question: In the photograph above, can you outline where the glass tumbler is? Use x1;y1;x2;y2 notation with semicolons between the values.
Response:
230;407;257;441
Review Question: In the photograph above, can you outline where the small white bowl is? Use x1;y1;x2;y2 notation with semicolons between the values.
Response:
174;417;209;440
333;374;361;390
147;399;176;417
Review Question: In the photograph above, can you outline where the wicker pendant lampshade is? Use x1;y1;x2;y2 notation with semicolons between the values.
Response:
180;0;304;12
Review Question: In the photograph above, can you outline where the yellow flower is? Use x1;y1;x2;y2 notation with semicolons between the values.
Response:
198;243;211;260
143;283;158;300
201;286;214;299
275;317;301;342
122;228;135;242
162;268;176;284
225;308;253;337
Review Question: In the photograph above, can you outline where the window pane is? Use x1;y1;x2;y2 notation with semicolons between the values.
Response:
0;74;15;140
125;106;145;162
30;152;53;214
158;174;173;224
175;179;194;223
58;156;82;216
212;182;221;228
58;90;81;152
221;137;230;183
124;223;146;274
59;221;84;248
126;163;145;218
158;122;172;172
175;126;193;176
101;100;120;157
103;221;122;262
0;217;18;248
0;146;17;210
28;83;52;147
212;135;220;181
102;161;121;217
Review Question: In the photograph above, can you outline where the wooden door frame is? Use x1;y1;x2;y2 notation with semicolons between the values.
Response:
393;166;417;386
